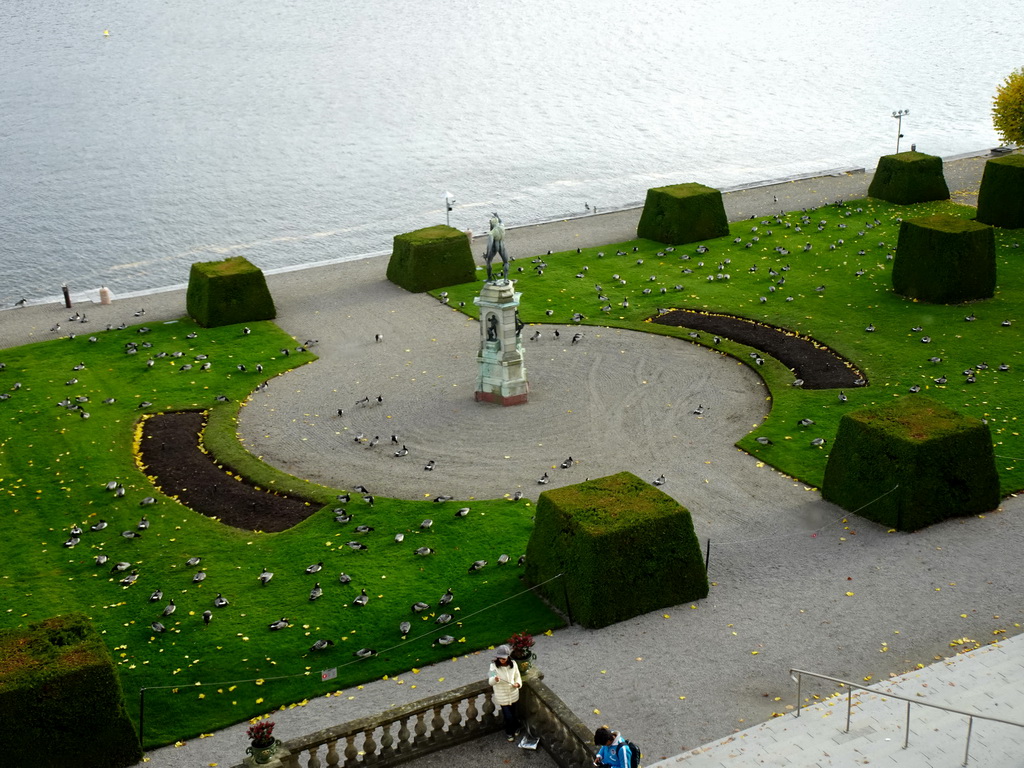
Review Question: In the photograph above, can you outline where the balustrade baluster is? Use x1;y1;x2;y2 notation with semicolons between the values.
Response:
448;697;466;736
378;720;395;760
305;745;323;768
397;715;412;752
482;692;497;726
431;704;445;739
344;733;359;763
413;711;427;745
465;693;480;730
363;727;378;762
324;737;340;767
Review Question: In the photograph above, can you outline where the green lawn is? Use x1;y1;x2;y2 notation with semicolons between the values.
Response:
0;318;560;748
436;198;1024;494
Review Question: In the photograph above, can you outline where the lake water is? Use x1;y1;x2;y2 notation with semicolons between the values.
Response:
1;0;1021;307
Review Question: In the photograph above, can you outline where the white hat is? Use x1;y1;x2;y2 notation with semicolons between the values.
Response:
495;644;512;659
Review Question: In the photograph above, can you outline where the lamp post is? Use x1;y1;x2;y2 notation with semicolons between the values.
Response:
892;109;909;153
444;192;455;227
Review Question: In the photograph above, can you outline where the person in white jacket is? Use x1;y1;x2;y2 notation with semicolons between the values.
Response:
488;644;523;741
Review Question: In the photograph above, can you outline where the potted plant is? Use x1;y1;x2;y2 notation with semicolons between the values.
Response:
245;719;280;765
507;632;536;673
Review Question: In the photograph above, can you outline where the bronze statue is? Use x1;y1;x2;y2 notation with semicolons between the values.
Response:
484;213;509;283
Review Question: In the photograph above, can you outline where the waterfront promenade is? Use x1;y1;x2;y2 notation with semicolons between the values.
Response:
3;152;1023;768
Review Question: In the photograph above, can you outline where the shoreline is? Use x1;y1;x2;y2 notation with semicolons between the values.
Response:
2;147;1003;314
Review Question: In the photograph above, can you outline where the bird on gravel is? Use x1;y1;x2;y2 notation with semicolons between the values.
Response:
538;472;549;485
653;474;667;485
560;457;574;469
692;404;705;415
424;459;435;471
510;491;523;502
394;445;409;457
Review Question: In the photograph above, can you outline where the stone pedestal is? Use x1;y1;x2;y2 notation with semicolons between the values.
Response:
473;281;528;406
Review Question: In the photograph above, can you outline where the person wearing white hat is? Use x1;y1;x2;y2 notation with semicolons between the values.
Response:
488;644;523;741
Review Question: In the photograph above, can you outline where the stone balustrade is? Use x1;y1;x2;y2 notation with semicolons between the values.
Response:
231;670;594;768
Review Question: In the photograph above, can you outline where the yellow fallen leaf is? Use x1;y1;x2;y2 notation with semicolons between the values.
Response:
845;592;854;596
593;709;601;714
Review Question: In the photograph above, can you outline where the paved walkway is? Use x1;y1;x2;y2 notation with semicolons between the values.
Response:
654;632;1024;767
3;151;1023;768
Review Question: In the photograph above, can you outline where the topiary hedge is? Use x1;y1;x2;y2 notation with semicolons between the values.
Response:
636;182;729;245
0;613;143;767
523;472;708;629
821;397;999;532
186;256;276;328
976;154;1024;229
867;151;950;204
387;225;477;293
891;214;995;303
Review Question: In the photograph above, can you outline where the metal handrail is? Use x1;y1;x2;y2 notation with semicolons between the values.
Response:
790;667;1024;767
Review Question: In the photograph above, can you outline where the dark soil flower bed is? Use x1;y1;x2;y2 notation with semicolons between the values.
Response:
139;411;316;532
652;308;865;389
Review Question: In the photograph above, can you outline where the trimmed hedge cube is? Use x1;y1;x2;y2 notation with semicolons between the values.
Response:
186;256;276;328
822;397;999;532
387;225;476;293
636;183;729;245
976;154;1024;229
868;151;950;204
892;215;995;303
0;613;143;767
523;472;708;629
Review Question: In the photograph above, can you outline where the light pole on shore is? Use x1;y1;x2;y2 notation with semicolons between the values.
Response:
892;109;909;153
444;192;455;227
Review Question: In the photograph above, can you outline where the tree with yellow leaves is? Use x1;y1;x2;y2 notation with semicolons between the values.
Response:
992;66;1024;146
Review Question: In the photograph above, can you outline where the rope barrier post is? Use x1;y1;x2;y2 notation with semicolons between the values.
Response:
559;573;573;626
705;539;711;574
139;687;146;752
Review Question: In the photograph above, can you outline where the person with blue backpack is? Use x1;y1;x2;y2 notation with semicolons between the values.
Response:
593;726;640;768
